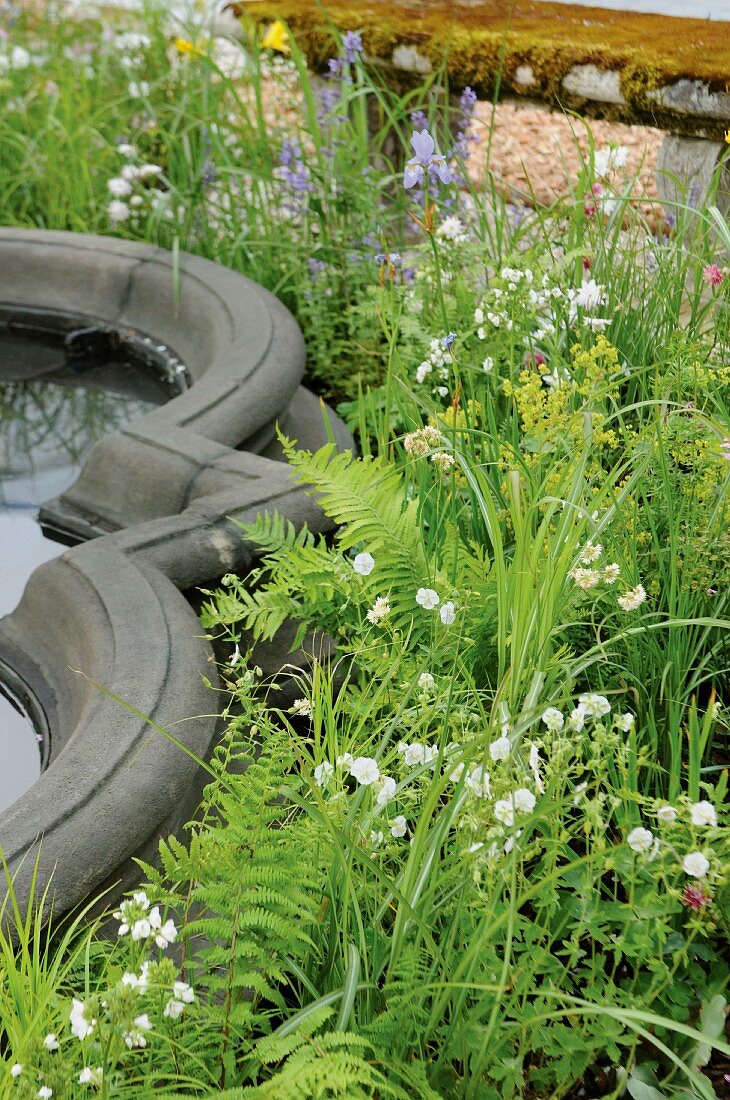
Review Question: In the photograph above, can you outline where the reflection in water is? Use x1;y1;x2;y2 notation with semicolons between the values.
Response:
0;321;177;813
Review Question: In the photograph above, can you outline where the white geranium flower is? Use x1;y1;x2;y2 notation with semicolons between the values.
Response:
578;693;611;719
575;279;606;312
370;830;384;848
416;587;440;610
376;776;397;805
657;805;677;823
164;998;186;1019
439;600;456;625
391;815;408;838
541;707;564;732
568;704;587;731
37;1088;53;1099
465;765;491;798
690;801;717;828
173;981;195;1003
43;1033;59;1051
449;761;465;782
482;356;494;373
682;851;710;878
69;999;96;1041
513;788;536;814
615;712;635;732
124;1014;152;1049
353;552;375;576
10;1064;22;1077
617;585;647;611
418;672;435;692
314;761;334;789
627;826;654;852
494;799;514;826
489;736;511;761
78;1066;103;1086
349;757;380;786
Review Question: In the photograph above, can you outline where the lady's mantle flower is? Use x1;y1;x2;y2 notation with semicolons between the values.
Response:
617;584;647;611
124;1014;152;1049
627;826;654;852
416;587;439;610
69;999;96;1041
43;1033;59;1051
690;800;717;827
350;757;380;786
541;707;564;732
657;805;678;823
682;883;712;910
314;761;334;789
403;129;452;190
353;552;375;576
366;596;390;624
391;815;408;838
440;600;456;625
682;851;710;878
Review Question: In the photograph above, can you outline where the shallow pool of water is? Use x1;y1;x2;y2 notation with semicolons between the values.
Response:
0;315;180;813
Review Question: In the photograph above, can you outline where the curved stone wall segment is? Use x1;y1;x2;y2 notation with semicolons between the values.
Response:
0;229;352;919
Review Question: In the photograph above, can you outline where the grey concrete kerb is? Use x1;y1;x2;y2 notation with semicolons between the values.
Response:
0;229;352;919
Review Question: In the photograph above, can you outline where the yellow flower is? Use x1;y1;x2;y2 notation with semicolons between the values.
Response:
262;19;289;53
725;129;730;144
174;37;205;58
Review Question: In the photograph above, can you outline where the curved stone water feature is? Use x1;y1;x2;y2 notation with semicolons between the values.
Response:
0;229;351;917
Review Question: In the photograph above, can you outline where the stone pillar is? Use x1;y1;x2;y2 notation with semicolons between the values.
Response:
655;135;730;245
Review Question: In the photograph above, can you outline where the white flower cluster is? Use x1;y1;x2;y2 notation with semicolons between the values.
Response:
414;337;453;389
594;144;629;179
106;143;167;227
569;545;647;613
626;798;719;880
114;890;177;949
436;216;468;244
415;587;456;625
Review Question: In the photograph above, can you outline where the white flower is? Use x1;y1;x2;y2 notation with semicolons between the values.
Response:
615;712;635;732
173;981;195;1003
415;587;439;610
415;361;432;383
124;1013;152;1049
469;841;484;853
128;80;150;98
366;596;391;624
489;736;511;761
107;199;130;224
336;752;354;769
120;163;139;182
349;756;380;786
494;799;514;826
682;851;710;878
528;743;545;794
314;761;334;789
657;805;677;823
291;698;312;717
402;743;426;768
37;1088;53;1099
568;704;587;731
570;567;602;590
370;830;384;848
576;279;606;312
573;780;588;803
69;999;96;1041
152;915;178;951
43;1033;58;1051
164;998;186;1019
376;776;397;805
131;917;151;941
391;815;408;838
627;826;654;852
465;765;491;798
439;600;456;625
121;971;144;991
602;563;621;584
107;176;132;198
580;541;602;564
137;163;163;178
618;585;647;611
482;356;494;373
353;552;375;576
449;761;465;782
513;788;536;814
418;672;435;693
690;801;717;828
541;707;564;732
10;1064;22;1078
118;142;136;157
78;1067;103;1086
578;693;611;719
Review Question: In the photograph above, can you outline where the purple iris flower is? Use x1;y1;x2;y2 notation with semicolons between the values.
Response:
410;108;428;131
375;251;402;266
342;30;363;63
403;130;452;190
441;331;457;349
